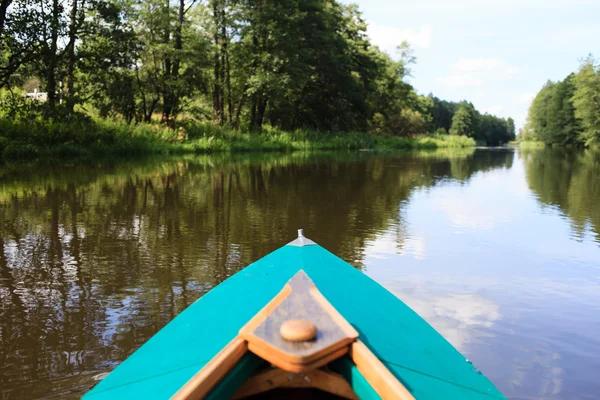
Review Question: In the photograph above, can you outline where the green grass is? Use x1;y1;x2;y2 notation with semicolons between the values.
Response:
183;124;475;152
517;140;547;149
0;117;475;163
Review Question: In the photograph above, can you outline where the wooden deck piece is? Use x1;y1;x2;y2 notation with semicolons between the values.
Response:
240;270;358;371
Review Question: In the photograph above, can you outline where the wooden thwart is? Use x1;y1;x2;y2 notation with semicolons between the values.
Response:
172;271;415;400
231;368;358;400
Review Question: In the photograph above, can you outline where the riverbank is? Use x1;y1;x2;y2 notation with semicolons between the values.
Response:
516;140;546;149
0;117;476;162
516;140;600;150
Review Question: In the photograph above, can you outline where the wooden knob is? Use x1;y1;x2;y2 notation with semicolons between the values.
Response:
280;319;317;342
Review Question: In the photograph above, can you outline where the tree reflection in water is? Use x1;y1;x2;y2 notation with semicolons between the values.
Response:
522;148;600;243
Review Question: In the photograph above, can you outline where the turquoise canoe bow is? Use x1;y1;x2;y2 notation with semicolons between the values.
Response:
84;231;505;399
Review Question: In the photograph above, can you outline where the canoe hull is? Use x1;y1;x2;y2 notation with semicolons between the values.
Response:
85;243;505;399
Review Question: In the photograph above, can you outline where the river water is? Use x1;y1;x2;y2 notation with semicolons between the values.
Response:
0;148;599;399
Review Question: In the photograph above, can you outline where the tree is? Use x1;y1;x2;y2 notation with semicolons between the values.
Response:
387;108;427;137
0;0;45;88
507;117;516;141
449;102;476;137
77;0;140;121
526;75;581;145
429;95;457;132
572;56;600;146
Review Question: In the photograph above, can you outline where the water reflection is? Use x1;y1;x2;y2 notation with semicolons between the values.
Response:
1;149;599;400
362;149;600;400
521;148;600;243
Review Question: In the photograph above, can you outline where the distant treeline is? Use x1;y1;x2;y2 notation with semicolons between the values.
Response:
1;0;513;145
429;97;515;146
522;57;600;146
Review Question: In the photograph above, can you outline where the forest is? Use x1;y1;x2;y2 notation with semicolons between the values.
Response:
521;56;600;147
0;0;515;160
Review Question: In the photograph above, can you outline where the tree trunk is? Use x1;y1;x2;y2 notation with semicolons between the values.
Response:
46;0;60;105
161;0;173;125
232;26;260;129
212;1;223;124
250;95;257;130
145;98;159;123
65;0;79;111
135;64;147;122
292;85;308;129
220;7;232;124
233;89;247;128
0;0;12;37
165;0;185;125
256;97;268;130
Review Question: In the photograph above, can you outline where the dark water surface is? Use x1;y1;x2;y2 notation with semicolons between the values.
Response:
1;148;599;399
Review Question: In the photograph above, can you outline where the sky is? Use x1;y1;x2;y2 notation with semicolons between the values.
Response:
342;0;600;130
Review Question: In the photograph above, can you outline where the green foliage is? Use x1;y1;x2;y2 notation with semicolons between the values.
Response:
429;96;457;132
3;143;39;161
526;75;581;145
478;113;510;146
572;57;600;146
518;140;546;149
525;57;600;147
0;136;9;154
386;108;428;137
449;102;476;137
0;0;511;159
0;115;475;162
507;118;516;140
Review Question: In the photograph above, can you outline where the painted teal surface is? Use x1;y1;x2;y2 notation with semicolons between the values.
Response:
84;243;505;399
206;354;264;400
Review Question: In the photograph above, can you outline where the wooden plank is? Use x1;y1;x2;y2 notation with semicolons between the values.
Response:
247;342;349;374
232;368;358;400
350;341;416;400
240;270;358;371
231;368;294;399
171;337;248;400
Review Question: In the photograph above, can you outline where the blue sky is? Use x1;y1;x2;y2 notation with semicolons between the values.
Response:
343;0;600;130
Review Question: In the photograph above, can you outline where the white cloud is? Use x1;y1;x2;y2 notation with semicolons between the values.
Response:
380;279;501;353
367;21;433;52
440;58;521;88
432;172;523;230
513;92;536;106
511;93;537;128
366;231;427;260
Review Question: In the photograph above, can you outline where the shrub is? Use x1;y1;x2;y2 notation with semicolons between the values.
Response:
0;137;9;154
3;143;39;161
